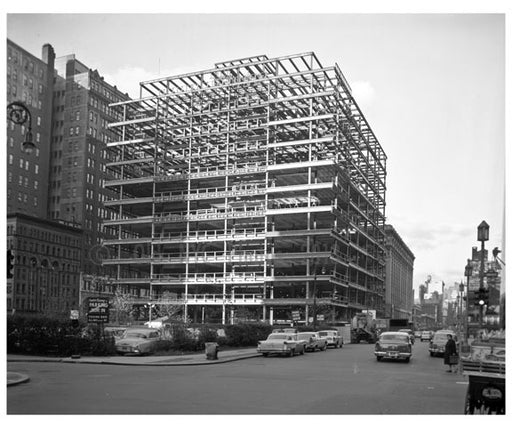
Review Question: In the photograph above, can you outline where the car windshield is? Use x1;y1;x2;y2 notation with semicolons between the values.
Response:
124;332;149;339
399;329;412;334
433;333;453;342
297;334;313;340
268;334;289;340
380;334;409;343
318;332;328;337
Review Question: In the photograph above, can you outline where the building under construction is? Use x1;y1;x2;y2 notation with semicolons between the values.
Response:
103;52;387;325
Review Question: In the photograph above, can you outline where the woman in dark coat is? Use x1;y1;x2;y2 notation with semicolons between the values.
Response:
444;334;457;372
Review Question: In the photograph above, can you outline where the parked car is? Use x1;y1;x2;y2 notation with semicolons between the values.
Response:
375;331;412;362
398;329;415;344
297;332;327;352
115;327;161;355
429;330;457;357
420;331;433;342
257;333;305;357
414;330;422;339
104;326;127;343
317;330;344;348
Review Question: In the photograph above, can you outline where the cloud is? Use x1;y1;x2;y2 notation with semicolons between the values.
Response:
103;65;194;99
351;81;376;108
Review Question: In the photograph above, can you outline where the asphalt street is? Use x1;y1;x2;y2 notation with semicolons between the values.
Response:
7;340;467;414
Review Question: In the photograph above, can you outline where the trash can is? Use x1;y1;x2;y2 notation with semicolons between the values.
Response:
205;342;219;360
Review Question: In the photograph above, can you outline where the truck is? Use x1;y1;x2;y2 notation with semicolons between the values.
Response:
351;312;378;343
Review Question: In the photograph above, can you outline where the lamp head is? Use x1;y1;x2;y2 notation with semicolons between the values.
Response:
477;221;490;242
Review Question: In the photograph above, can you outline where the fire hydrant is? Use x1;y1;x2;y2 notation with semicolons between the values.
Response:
205;342;219;360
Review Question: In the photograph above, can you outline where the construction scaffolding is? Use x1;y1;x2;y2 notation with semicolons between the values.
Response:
103;52;387;325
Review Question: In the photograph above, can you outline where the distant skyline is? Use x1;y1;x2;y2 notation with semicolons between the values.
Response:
6;13;506;296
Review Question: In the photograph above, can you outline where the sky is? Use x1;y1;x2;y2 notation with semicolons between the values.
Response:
4;7;508;300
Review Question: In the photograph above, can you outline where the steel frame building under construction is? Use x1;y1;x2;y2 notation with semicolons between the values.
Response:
103;52;387;325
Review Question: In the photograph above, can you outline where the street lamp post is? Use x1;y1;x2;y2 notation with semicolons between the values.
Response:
7;101;37;154
464;259;472;342
477;221;489;331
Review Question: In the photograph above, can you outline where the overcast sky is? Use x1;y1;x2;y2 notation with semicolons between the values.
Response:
5;11;507;298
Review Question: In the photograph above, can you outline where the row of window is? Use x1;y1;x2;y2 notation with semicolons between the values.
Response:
7;47;46;79
7;190;38;207
7;173;39;190
7;225;80;247
8;155;40;174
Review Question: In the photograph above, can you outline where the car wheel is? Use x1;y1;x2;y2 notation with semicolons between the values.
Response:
322;345;327;351
288;349;294;357
262;353;269;357
404;357;410;363
301;347;305;355
376;356;382;361
429;351;434;357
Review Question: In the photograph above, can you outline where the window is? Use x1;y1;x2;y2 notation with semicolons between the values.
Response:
75;111;80;121
34;180;38;190
75;126;80;135
9;155;13;165
35;165;39;174
69;127;74;136
9;137;14;147
37;116;41;126
8;172;12;183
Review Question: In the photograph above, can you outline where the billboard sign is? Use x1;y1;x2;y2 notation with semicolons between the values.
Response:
87;297;110;323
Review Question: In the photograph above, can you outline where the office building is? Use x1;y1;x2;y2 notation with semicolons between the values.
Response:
384;224;415;319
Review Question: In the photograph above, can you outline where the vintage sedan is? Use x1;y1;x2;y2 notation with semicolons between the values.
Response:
398;328;415;345
115;327;161;355
257;333;305;357
429;330;457;357
374;331;412;362
297;332;327;352
420;330;433;342
317;330;344;348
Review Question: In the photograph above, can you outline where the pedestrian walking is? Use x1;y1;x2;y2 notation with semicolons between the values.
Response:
444;334;458;373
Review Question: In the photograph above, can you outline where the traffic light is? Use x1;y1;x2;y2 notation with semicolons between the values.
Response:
7;249;15;279
476;288;489;307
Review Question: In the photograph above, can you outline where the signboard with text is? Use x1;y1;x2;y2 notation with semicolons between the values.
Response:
87;297;110;323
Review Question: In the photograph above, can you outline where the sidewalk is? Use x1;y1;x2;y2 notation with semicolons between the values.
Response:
8;347;260;366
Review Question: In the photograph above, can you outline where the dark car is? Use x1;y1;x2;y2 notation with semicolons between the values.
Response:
375;332;412;362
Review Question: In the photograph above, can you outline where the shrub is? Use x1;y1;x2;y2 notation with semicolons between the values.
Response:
224;323;272;347
7;314;117;357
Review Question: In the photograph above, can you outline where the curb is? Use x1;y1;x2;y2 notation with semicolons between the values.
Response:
8;353;260;367
7;372;30;387
61;353;261;366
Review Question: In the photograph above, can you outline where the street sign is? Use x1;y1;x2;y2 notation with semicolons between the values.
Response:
70;310;79;320
291;311;300;321
317;314;325;321
87;297;110;323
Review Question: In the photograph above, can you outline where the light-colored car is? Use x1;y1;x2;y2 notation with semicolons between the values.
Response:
257;333;305;357
429;330;457;357
420;331;433;342
375;331;412;362
115;327;161;355
317;330;344;348
297;332;327;352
